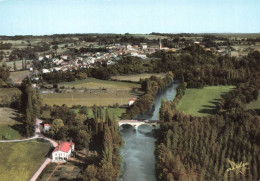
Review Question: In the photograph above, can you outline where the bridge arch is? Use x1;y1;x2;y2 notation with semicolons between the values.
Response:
118;120;159;130
118;123;137;130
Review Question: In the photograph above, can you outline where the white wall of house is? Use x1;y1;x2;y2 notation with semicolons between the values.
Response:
52;150;72;162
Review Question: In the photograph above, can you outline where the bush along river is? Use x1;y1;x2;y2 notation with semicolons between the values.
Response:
119;81;179;181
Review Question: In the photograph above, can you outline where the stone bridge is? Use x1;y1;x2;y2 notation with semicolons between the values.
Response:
118;120;161;130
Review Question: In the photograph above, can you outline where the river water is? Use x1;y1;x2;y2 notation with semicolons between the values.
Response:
119;82;179;181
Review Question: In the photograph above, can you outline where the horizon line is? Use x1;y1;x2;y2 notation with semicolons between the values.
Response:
1;32;260;37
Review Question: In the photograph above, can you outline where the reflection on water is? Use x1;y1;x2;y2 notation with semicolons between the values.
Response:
119;82;179;181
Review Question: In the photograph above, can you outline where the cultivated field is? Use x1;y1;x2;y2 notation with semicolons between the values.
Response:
0;107;24;140
176;86;234;116
42;78;142;107
111;73;165;83
41;91;138;107
59;78;140;90
0;139;51;181
37;161;82;181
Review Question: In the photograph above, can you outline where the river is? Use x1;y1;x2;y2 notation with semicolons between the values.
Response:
119;82;179;181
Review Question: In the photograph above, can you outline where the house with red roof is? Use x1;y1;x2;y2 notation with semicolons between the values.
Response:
128;98;135;106
43;124;51;132
52;141;75;162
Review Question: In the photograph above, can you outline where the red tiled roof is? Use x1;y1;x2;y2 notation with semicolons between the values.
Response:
128;98;135;102
44;124;50;127
53;141;74;153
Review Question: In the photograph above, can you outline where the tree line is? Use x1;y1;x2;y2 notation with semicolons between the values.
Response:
126;72;174;118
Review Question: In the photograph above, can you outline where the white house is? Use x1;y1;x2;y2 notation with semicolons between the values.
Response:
43;124;51;132
38;56;44;61
52;141;75;162
42;69;51;74
140;43;147;50
126;44;134;51
128;98;135;106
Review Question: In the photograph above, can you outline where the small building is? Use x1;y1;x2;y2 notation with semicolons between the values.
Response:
128;99;135;106
38;56;44;61
52;141;75;162
126;44;134;51
42;69;51;74
140;43;148;50
43;124;51;132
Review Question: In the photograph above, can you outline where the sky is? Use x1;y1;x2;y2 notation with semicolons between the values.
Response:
0;0;259;35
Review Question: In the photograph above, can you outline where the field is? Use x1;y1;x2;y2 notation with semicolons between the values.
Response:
246;92;260;115
0;87;21;97
0;107;24;140
111;73;165;83
0;139;51;181
59;78;140;90
37;161;82;181
176;86;234;116
42;78;142;107
41;91;139;107
9;70;31;84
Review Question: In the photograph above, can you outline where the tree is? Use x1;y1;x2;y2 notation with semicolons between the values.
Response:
50;119;64;136
13;61;17;71
84;165;98;181
75;130;91;150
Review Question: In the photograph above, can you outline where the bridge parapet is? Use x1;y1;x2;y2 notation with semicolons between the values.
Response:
118;120;161;130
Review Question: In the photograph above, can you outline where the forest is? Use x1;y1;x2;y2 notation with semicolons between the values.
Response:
156;48;260;180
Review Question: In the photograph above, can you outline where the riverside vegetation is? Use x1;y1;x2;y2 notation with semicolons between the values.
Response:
156;47;260;180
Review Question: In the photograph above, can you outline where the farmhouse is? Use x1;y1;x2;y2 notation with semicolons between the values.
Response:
128;98;135;106
43;124;51;132
52;141;75;162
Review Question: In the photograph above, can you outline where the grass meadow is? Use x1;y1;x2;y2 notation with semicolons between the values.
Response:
246;91;260;115
176;86;234;116
0;107;24;140
42;78;142;107
0;139;51;181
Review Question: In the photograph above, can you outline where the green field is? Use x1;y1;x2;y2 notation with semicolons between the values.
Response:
176;86;234;116
42;78;141;107
59;78;140;90
72;107;125;121
41;92;138;107
246;92;260;115
0;139;51;181
0;87;21;97
0;108;24;140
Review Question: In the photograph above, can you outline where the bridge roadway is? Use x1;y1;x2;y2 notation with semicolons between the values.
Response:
118;120;161;129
